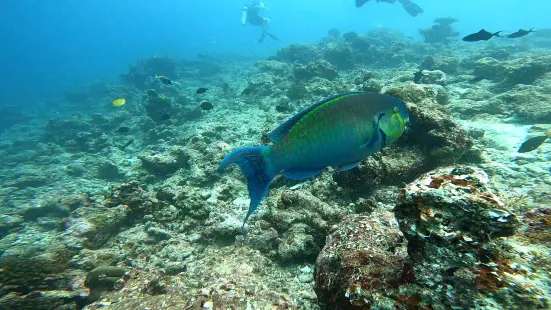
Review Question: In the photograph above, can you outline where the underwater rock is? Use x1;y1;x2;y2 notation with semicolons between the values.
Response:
521;207;551;243
0;227;77;295
121;55;177;89
8;172;50;189
395;165;518;244
333;146;426;192
0;214;23;236
405;98;473;164
342;31;359;43
419;69;447;85
104;181;159;214
66;205;131;249
277;223;318;263
314;212;410;309
393;165;520;308
244;72;289;97
421;55;460;74
473;54;551;88
83;260;294;310
202;215;242;244
254;60;294;78
343;31;371;51
492;84;551;122
286;83;308;100
145;89;173;123
276;44;321;64
250;190;345;263
22;199;71;223
97;160;123;180
419;17;459;44
473;57;506;80
322;43;354;69
0;290;86;310
139;147;190;176
293;59;339;81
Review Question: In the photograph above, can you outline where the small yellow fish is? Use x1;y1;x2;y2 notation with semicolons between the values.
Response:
112;98;126;107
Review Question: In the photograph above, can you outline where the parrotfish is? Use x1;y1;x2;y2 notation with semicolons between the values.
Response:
218;91;409;229
155;74;172;85
517;131;550;153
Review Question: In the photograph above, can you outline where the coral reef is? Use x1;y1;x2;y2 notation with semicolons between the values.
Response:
2;25;551;310
419;17;459;44
315;212;410;309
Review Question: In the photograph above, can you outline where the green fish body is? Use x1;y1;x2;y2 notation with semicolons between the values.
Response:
218;92;409;228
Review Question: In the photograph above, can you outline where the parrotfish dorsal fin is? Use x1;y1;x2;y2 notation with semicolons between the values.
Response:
268;91;366;143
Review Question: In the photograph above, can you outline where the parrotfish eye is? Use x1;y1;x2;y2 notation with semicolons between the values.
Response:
393;106;399;113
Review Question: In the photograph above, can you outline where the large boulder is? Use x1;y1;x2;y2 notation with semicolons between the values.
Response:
394;165;520;309
314;213;410;309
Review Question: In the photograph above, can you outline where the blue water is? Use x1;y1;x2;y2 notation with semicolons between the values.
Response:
1;0;549;110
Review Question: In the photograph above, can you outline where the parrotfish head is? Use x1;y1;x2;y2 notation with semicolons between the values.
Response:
378;98;409;145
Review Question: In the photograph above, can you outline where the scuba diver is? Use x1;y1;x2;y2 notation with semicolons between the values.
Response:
356;0;424;17
241;1;279;43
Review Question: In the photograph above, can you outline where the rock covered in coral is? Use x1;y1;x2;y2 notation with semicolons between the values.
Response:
121;55;177;89
0;227;78;296
66;205;131;249
254;59;293;77
395;165;518;243
473;54;551;88
248;190;345;263
293;59;339;81
276;44;321;64
419;17;459;44
139;147;190;176
104;181;159;214
419;69;447;85
491;83;551;123
322;43;354;69
391;165;527;308
314;212;410;309
144;89;172;123
421;55;460;74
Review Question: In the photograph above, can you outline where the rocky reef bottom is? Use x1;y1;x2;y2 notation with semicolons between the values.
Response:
2;33;551;309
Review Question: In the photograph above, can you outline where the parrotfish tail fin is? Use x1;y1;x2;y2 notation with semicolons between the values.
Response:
217;146;275;232
493;31;503;37
530;28;536;33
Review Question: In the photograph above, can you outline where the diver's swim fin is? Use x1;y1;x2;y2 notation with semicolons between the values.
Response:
263;31;280;41
257;32;266;43
356;0;369;8
399;0;423;16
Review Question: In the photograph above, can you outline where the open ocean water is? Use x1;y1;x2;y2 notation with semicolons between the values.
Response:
1;1;550;309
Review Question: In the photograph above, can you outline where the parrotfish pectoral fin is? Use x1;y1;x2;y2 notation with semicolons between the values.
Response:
335;160;361;172
283;168;324;180
379;128;387;149
217;146;275;230
361;112;385;149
